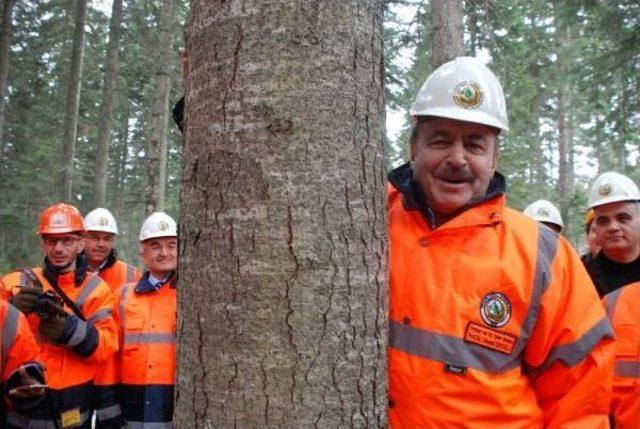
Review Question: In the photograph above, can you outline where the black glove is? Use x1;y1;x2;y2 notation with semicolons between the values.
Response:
9;287;42;315
38;309;67;342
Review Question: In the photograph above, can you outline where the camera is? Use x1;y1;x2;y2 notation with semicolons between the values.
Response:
35;291;64;320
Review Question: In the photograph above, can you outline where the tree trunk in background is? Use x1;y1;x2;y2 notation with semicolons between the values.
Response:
94;0;124;207
176;1;388;426
145;0;175;214
59;0;87;202
0;0;15;154
431;0;463;68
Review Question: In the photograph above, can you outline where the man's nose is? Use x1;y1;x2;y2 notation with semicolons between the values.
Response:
447;141;467;167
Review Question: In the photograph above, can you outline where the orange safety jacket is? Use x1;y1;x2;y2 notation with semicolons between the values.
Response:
114;272;176;427
91;251;140;293
604;282;640;429
0;299;39;383
388;163;614;428
1;264;117;429
90;251;140;426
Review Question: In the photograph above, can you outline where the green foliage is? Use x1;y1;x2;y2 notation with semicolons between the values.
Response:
0;0;187;272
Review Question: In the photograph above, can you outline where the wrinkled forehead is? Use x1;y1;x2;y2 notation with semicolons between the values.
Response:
594;201;640;217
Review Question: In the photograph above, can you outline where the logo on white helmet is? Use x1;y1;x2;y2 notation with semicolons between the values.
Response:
453;81;483;110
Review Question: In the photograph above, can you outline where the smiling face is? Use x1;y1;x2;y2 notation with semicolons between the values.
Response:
140;237;178;279
594;201;640;262
410;117;499;224
83;231;116;267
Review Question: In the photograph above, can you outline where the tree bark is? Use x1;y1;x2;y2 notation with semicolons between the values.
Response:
0;0;15;154
176;1;388;427
93;0;124;207
431;0;464;68
145;0;175;214
60;0;87;201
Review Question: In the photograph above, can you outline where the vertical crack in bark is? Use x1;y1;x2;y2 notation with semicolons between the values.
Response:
285;203;300;405
260;353;270;427
222;24;244;130
196;309;210;425
331;363;347;425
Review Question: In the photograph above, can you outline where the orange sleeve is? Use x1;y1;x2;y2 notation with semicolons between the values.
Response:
524;236;614;428
80;279;118;363
0;272;21;301
1;302;40;382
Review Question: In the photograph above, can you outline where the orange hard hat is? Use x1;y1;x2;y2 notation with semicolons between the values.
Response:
38;203;84;235
584;209;595;226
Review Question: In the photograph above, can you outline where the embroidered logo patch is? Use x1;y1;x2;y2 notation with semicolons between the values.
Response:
464;322;517;355
480;291;511;328
453;81;483;109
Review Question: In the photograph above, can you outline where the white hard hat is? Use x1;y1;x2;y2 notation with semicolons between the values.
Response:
139;212;177;241
588;172;640;209
523;200;564;230
410;56;509;131
84;208;118;235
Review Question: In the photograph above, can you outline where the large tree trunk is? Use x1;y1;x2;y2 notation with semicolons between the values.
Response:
176;1;388;427
0;0;15;153
145;0;175;214
93;0;124;207
431;0;464;68
59;0;87;201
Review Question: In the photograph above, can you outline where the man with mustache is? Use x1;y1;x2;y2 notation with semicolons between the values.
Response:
585;172;640;297
387;57;614;427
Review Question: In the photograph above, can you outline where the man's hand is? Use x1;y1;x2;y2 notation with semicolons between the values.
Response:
7;365;46;399
38;309;67;342
9;287;41;315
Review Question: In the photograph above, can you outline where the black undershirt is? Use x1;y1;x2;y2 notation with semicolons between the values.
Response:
586;251;640;297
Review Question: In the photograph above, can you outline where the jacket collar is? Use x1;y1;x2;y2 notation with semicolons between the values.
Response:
43;253;89;288
135;270;176;294
388;161;506;228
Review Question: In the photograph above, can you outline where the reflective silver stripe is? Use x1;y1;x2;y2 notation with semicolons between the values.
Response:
126;421;173;429
19;270;28;287
389;320;521;372
124;333;175;345
389;222;560;373
88;308;113;324
68;318;88;347
510;225;559;357
530;317;614;375
8;410;91;428
604;287;624;322
97;403;122;421
76;274;103;308
120;285;130;329
126;265;136;283
615;360;640;378
1;304;19;370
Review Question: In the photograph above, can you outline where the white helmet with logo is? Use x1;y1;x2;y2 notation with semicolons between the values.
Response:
410;56;509;131
523;200;564;230
84;208;118;235
588;172;640;209
139;212;177;241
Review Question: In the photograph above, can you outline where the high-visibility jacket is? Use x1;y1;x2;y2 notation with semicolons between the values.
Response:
91;253;140;426
114;272;176;428
0;299;39;384
388;163;614;428
604;282;640;429
1;267;117;429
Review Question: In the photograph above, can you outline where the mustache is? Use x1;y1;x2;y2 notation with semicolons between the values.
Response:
435;165;474;182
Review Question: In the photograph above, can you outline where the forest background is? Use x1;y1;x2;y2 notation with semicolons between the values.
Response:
0;0;638;271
